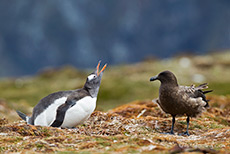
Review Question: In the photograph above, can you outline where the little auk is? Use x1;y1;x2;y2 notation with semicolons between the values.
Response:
150;70;212;136
16;61;107;128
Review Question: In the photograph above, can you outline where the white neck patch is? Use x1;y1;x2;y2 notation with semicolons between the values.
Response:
88;74;96;81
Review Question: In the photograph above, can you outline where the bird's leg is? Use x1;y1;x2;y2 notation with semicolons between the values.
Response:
183;116;190;136
169;116;175;135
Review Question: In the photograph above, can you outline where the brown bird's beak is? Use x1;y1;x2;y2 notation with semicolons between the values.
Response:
96;61;107;76
150;75;158;81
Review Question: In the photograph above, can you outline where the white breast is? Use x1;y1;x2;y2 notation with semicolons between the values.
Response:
34;97;67;126
61;96;97;128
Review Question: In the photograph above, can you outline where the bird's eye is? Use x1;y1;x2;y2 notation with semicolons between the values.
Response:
88;74;97;81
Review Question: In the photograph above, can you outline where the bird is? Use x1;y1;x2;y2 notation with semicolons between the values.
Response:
16;61;107;128
150;70;212;136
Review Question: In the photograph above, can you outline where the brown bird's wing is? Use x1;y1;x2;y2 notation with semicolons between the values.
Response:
178;83;212;117
184;83;212;106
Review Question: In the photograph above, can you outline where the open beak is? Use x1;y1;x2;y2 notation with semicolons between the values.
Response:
97;61;107;76
150;75;158;82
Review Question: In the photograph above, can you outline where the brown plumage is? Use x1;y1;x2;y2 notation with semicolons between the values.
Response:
150;70;212;136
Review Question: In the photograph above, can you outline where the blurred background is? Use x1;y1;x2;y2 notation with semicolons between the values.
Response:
0;0;230;119
0;0;230;77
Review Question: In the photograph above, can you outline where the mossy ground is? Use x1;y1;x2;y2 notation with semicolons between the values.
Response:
0;51;230;153
0;99;229;153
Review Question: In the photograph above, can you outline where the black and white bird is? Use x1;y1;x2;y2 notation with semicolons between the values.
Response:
150;71;212;136
16;61;107;128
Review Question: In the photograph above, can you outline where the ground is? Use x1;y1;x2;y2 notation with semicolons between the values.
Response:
0;52;230;153
0;96;229;153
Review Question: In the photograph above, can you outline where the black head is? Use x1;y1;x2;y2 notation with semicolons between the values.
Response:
84;61;107;97
150;70;178;86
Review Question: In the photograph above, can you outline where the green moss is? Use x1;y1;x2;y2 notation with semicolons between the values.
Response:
0;146;6;152
15;137;23;142
1;53;230;113
208;82;230;95
57;151;91;154
190;121;204;130
127;148;140;153
36;143;44;148
77;152;92;154
210;116;230;126
98;142;111;147
210;123;224;129
178;121;187;125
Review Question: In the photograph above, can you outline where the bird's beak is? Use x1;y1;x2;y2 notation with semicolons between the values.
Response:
150;75;158;82
96;61;107;76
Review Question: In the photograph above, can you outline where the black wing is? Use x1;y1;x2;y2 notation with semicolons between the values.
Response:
30;91;73;125
50;100;76;127
50;88;91;127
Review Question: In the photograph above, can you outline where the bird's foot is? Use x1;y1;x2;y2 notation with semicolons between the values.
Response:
179;131;190;136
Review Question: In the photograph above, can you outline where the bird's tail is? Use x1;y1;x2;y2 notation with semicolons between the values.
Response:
202;90;213;94
196;83;208;90
202;90;213;108
16;110;29;122
196;84;213;108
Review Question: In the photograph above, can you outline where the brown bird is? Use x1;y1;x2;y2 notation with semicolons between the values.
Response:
150;71;212;136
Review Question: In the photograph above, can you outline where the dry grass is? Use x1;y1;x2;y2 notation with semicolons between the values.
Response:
0;95;229;153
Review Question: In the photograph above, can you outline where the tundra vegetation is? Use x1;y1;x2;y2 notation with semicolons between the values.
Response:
0;52;230;153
